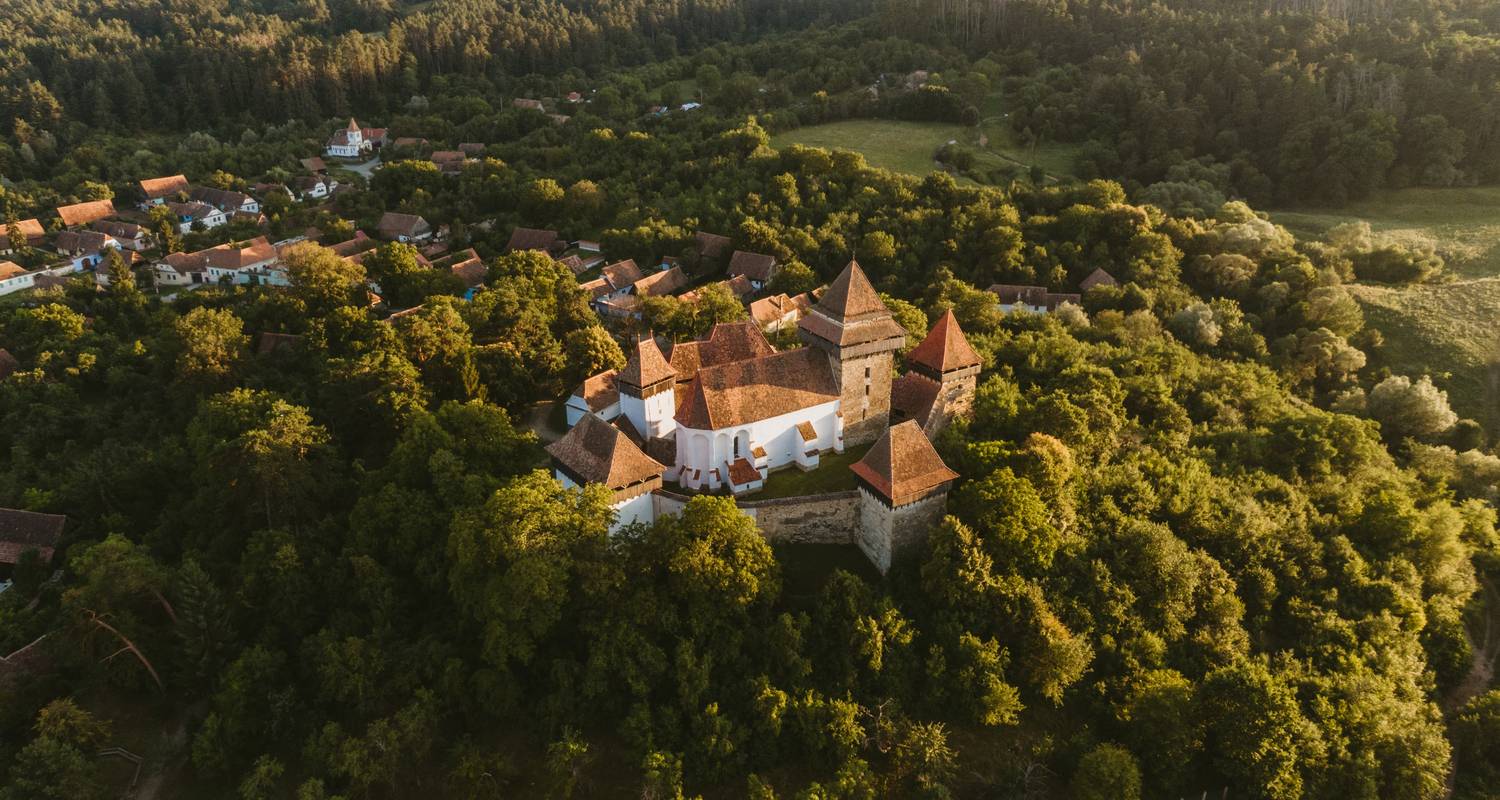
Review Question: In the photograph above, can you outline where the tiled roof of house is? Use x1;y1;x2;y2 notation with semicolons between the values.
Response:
601;259;645;289
633;265;686;297
328;231;374;257
189;186;254;210
0;508;66;565
674;347;837;430
572;369;620;412
580;278;612;299
166;200;218;221
1080;267;1118;291
618;335;675;390
162;237;277;273
513;98;545;111
56;199;115;228
0;261;25;280
695;231;732;260
55;230;112;254
11;218;45;242
91;220;144;240
447;250;487;288
378;212;429;239
300;157;327;173
556;254;586;275
906;309;980;375
0;348;17;381
507;227;561;253
680;274;753;304
727;250;777;282
989;284;1045;304
749;293;801;328
850;420;957;506
547;413;666;490
139;175;190;200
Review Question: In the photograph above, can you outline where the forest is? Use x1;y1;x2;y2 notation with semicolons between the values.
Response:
2;0;1500;799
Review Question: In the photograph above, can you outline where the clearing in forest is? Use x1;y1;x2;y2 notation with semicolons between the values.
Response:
771;118;1079;183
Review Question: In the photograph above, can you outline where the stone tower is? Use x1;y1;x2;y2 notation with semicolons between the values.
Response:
616;333;676;440
850;420;959;573
797;260;907;446
899;309;982;435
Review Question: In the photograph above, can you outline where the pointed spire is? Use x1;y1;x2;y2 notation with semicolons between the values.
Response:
906;309;981;375
617;331;675;391
817;260;889;321
849;421;958;506
347;117;360;132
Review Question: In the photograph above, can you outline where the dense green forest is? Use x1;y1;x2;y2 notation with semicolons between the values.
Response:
885;0;1500;206
2;0;1500;798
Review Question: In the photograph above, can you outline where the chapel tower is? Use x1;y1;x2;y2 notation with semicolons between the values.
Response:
617;333;677;440
797;260;906;446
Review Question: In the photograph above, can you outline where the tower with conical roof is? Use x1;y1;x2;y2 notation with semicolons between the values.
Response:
849;420;959;572
797;260;907;446
894;309;982;434
346;118;363;149
617;333;677;440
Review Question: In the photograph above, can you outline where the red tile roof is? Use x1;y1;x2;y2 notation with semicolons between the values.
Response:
818;259;886;321
727;458;761;486
377;212;430;239
572;369;619;412
618;335;675;391
0;508;66;565
798;261;905;349
695;231;732;260
905;309;981;375
674;348;837;430
727;250;777;282
663;321;776;384
602;259;645;289
890;373;939;428
1080;267;1118;291
850;421;957;506
11;218;45;243
56;199;115;228
139;175;190;200
507;227;561;253
633;266;687;297
547;413;666;490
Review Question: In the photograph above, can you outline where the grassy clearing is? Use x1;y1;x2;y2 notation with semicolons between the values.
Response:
1271;185;1500;279
753;442;872;500
1350;279;1500;430
771;115;1080;184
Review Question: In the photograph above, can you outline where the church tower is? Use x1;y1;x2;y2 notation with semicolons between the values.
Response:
346;118;363;148
617;333;677;440
798;260;906;446
901;309;981;434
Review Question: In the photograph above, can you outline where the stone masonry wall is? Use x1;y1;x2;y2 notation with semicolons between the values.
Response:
653;489;859;545
740;491;860;545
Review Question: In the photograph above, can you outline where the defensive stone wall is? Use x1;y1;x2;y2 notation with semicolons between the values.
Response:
653;489;859;545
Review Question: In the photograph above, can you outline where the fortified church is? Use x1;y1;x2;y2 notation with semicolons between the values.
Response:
548;260;981;572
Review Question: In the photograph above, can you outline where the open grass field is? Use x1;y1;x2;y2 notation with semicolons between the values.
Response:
770;116;1080;184
1271;185;1500;279
1271;185;1500;432
1349;279;1500;432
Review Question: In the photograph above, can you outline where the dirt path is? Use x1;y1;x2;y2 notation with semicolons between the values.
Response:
1448;574;1499;713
